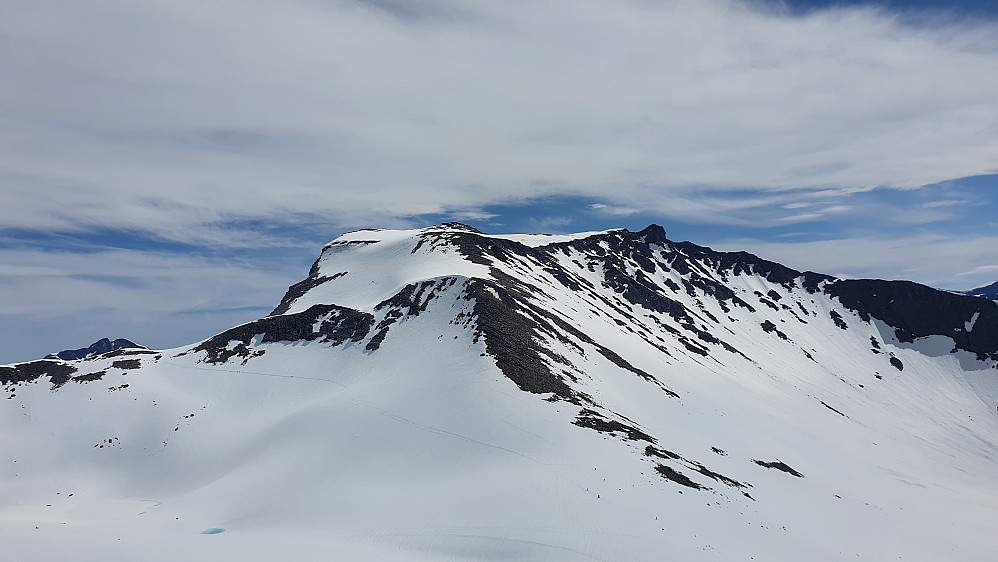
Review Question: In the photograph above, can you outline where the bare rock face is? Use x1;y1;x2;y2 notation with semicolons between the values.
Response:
45;338;145;361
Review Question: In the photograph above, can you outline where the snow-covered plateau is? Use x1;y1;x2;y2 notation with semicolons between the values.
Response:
3;223;997;561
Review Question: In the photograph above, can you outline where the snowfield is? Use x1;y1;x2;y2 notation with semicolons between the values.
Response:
3;223;997;561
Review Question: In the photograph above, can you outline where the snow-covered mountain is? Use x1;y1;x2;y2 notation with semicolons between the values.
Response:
3;223;997;561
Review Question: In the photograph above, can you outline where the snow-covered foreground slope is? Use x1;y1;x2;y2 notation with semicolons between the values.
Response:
3;223;998;561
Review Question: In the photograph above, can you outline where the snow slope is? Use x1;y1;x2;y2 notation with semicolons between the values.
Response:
3;223;997;561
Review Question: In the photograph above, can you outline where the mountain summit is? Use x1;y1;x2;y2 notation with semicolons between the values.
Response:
45;338;145;361
3;223;997;561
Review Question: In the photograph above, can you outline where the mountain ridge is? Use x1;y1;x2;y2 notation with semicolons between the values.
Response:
2;223;997;561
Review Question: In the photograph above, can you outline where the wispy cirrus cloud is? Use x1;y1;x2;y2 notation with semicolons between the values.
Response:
958;264;998;277
588;203;641;217
0;245;307;363
2;0;997;243
919;199;972;209
0;247;297;317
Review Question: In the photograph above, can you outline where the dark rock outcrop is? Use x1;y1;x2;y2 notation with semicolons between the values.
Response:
193;304;374;364
1;360;78;389
825;279;998;361
753;459;804;477
46;338;144;361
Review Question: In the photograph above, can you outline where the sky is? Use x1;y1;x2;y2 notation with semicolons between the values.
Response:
1;0;997;364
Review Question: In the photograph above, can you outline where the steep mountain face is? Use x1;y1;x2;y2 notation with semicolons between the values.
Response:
45;338;145;361
3;224;997;561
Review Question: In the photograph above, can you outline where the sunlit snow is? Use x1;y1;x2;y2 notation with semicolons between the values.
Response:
2;224;996;561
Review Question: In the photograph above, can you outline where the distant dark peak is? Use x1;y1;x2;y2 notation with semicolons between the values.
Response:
965;280;998;300
637;224;668;246
46;338;145;361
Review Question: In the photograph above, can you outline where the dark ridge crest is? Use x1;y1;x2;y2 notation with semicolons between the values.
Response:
825;279;998;361
193;304;374;364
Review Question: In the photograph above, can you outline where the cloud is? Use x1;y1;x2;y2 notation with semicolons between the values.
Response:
777;212;825;223
588;203;640;217
2;0;997;243
0;245;312;363
771;204;853;223
526;216;575;232
446;210;498;221
920;199;972;208
0;247;298;317
958;264;998;277
3;0;997;363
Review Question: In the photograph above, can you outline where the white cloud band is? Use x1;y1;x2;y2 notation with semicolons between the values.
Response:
2;0;997;240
